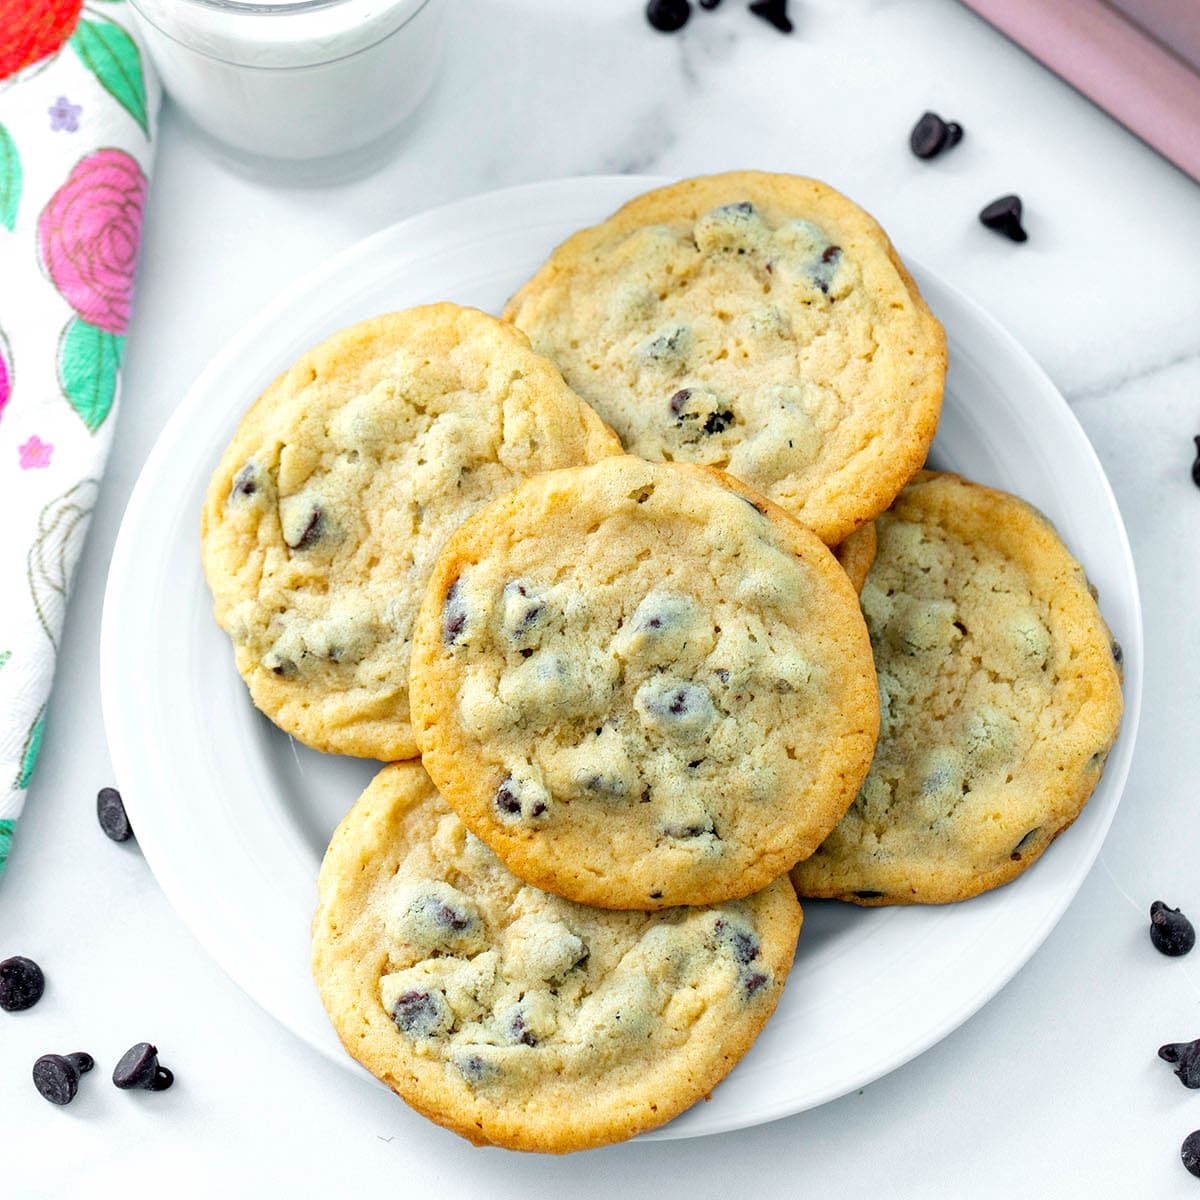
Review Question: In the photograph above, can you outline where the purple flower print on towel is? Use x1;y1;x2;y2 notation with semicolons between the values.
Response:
48;97;81;132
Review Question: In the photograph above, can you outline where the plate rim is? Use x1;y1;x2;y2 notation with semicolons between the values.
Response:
100;173;1143;1141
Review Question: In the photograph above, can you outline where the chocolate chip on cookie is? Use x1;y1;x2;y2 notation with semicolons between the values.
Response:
494;774;550;822
442;579;469;645
280;495;326;550
392;989;453;1039
230;461;265;501
500;581;547;642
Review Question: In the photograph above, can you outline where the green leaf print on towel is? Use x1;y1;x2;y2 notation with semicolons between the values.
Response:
0;820;14;875
0;124;21;231
58;316;123;431
69;16;148;136
17;710;46;791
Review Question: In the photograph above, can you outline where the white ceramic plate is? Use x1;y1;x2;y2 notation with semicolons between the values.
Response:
101;176;1142;1140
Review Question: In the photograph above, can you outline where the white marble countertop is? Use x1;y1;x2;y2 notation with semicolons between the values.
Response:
6;0;1200;1194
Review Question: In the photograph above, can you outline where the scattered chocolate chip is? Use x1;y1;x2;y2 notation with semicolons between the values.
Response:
0;956;45;1012
112;1042;174;1091
1184;1131;1200;1179
714;668;730;684
33;1052;93;1106
649;890;664;900
646;0;691;31
1160;1039;1200;1088
529;799;548;818
909;111;963;159
265;655;297;678
442;579;468;644
979;194;1027;243
687;759;704;769
1151;901;1196;957
1191;436;1200;488
854;890;885;900
748;0;792;33
96;786;133;843
702;409;734;435
1109;641;1122;668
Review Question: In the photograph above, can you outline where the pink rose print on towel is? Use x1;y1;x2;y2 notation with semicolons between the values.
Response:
39;148;145;431
40;147;145;335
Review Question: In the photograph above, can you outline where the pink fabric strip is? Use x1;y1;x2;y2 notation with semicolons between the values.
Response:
961;0;1200;183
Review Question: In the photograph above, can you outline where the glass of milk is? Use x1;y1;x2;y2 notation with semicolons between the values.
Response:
129;0;448;176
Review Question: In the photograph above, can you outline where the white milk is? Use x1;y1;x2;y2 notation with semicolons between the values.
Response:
129;0;448;166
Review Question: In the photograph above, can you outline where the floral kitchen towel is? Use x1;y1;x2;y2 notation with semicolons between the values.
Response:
0;0;160;878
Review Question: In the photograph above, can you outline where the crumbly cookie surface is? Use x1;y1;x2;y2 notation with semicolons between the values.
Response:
504;172;946;546
791;472;1124;905
311;763;802;1153
409;455;879;909
201;304;622;760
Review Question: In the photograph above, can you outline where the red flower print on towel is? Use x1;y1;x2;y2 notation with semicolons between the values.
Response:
38;148;146;336
0;0;83;82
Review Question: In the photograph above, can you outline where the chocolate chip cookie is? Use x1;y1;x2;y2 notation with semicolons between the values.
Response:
504;172;946;545
201;304;622;760
311;762;802;1153
791;471;1124;905
408;455;879;909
